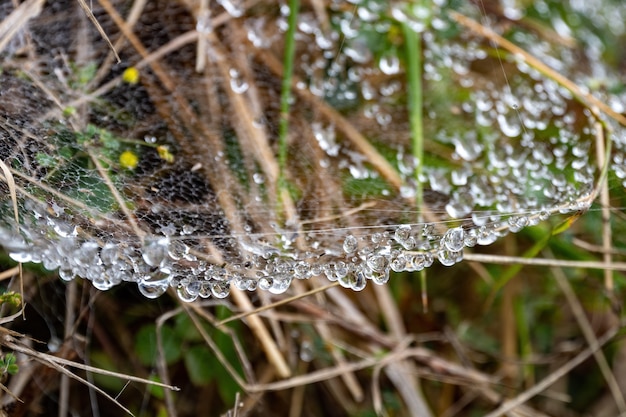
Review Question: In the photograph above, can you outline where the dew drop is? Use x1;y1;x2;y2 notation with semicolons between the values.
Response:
438;249;463;267
351;270;367;291
229;69;249;94
294;261;311;279
59;268;74;282
75;241;100;267
268;274;292;294
217;0;244;17
253;173;265;184
343;235;358;254
442;227;464;252
177;282;200;302
379;52;400;75
142;236;170;267
508;215;529;233
300;340;314;362
196;10;213;34
368;268;390;285
168;240;189;260
366;254;388;273
137;277;170;299
394;225;412;244
211;281;231;298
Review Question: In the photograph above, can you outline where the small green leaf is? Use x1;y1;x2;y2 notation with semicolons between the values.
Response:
552;211;584;235
1;353;18;376
184;345;214;385
135;324;183;366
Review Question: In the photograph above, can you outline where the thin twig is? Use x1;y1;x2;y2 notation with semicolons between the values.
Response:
549;252;626;414
463;253;626;271
216;282;338;327
483;325;621;417
229;288;292;379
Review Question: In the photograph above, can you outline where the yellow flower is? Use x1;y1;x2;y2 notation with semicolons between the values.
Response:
122;67;140;84
119;150;139;169
157;145;175;163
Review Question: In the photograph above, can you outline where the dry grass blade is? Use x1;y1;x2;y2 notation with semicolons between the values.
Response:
0;0;44;54
1;336;179;391
483;326;621;417
549;253;626;414
463;253;626;271
216;282;339;327
0;159;24;312
78;0;121;63
0;266;19;282
0;161;19;234
229;288;291;379
3;337;135;415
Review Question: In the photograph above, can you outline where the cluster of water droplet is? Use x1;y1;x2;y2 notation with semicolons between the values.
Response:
0;187;594;303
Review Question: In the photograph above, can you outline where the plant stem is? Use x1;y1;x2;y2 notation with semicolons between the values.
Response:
402;22;424;218
278;0;300;192
402;22;426;309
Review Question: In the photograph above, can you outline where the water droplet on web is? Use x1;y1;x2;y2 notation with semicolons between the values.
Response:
92;271;117;291
366;254;388;273
144;135;157;144
394;225;412;244
75;241;99;267
294;261;311;279
196;10;213;34
217;0;244;17
343;235;358;253
142;236;170;267
366;268;390;285
442;227;464;252
497;113;522;137
137;273;171;299
314;31;334;49
508;215;529;233
59;268;74;282
49;218;76;238
168;240;189;260
344;39;372;64
229;69;249;94
453;132;482;161
10;250;35;264
476;226;499;246
177;281;200;302
100;243;119;265
312;122;339;156
437;248;463;266
211;281;231;298
379;52;400;75
253;173;265;184
268;274;292;294
300;340;314;362
390;253;407;272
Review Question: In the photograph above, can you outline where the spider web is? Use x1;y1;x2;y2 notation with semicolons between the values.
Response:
0;0;624;301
